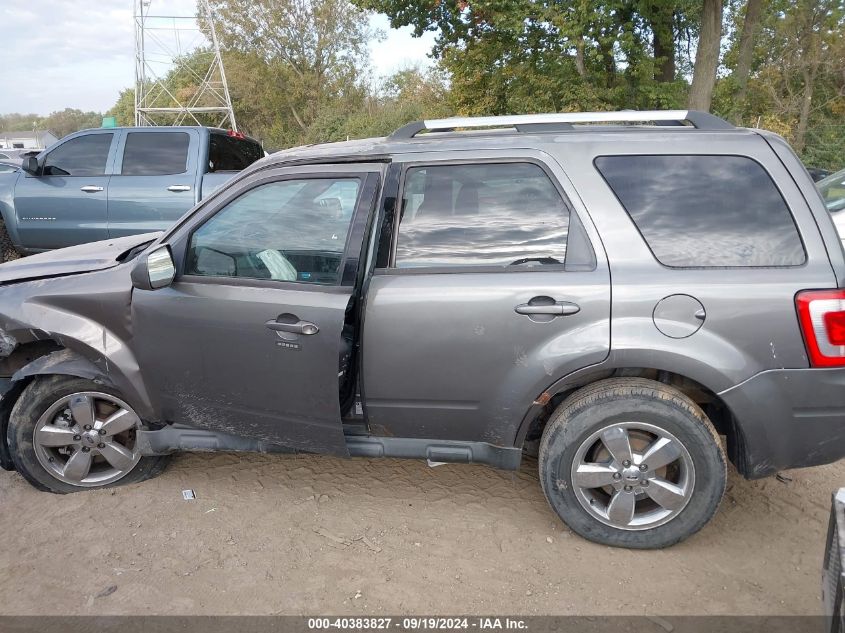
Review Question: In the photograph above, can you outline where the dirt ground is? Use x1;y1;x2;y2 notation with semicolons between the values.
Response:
0;450;838;615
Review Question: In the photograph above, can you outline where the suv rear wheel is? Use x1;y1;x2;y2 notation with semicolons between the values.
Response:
538;378;726;549
8;375;170;493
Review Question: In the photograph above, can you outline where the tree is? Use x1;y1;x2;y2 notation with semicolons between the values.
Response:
358;0;704;114
688;0;723;111
732;0;765;121
107;89;135;127
202;0;379;134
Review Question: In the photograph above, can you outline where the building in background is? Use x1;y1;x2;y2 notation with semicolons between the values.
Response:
0;130;58;150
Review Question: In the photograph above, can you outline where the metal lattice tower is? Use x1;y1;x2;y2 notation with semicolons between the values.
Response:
133;0;237;130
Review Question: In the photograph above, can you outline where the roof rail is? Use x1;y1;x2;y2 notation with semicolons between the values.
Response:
389;110;734;139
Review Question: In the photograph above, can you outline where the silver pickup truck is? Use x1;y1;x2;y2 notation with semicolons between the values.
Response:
0;126;263;260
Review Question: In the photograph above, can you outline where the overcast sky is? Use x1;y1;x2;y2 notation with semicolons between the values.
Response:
0;1;436;115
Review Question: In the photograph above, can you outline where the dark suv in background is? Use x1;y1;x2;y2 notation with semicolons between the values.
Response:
0;110;843;549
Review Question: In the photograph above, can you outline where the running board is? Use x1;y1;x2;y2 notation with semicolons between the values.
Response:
137;425;294;456
137;425;521;470
345;436;522;470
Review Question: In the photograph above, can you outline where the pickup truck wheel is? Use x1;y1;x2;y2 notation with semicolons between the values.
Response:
0;219;20;262
538;378;726;549
7;375;170;494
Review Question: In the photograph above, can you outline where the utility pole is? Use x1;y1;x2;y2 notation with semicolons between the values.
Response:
133;0;237;130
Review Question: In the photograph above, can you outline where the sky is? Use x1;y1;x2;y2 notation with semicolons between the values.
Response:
0;1;436;116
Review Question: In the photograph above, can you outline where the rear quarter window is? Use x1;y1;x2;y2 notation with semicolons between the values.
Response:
595;155;806;268
208;133;263;172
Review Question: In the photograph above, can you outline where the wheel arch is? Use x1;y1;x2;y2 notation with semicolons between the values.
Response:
1;345;155;472
516;366;748;476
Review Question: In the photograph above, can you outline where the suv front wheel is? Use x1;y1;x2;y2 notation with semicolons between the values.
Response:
539;378;726;549
8;375;170;493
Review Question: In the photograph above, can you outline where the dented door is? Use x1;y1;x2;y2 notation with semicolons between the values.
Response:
131;165;382;454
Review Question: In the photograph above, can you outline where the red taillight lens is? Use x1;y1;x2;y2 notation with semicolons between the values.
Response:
824;311;845;346
796;289;845;367
227;130;245;140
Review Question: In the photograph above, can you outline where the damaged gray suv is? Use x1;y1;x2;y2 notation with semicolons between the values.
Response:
2;110;845;549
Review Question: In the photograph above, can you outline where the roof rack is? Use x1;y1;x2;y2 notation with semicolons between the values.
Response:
389;110;734;139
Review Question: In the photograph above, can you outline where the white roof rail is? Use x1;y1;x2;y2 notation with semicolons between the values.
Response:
390;110;734;139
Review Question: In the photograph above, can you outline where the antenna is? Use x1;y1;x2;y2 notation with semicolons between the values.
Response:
133;0;237;130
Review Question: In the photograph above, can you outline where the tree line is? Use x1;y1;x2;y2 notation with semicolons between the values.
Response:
2;0;843;169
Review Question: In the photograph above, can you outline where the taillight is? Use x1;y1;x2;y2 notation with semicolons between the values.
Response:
796;289;845;367
227;130;245;140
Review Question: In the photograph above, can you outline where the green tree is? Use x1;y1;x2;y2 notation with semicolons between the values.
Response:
202;0;379;137
355;0;702;114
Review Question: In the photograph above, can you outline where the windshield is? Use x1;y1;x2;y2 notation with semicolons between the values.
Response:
818;167;845;213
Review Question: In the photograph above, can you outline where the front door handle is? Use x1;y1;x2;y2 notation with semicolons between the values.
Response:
80;185;104;193
265;319;319;335
515;301;580;316
167;185;192;192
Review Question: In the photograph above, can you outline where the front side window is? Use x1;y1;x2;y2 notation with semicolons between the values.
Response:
43;134;113;177
595;155;805;267
122;132;190;176
187;177;360;284
395;162;570;268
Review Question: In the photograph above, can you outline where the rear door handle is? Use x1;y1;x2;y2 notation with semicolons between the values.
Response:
515;301;580;316
80;185;103;193
167;185;192;192
265;319;320;335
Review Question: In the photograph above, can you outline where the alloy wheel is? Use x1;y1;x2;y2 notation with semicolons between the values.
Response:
32;392;142;487
569;421;695;530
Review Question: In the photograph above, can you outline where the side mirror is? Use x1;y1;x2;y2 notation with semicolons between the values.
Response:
21;156;39;176
131;245;176;290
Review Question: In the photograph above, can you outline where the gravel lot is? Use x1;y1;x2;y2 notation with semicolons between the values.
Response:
0;450;837;615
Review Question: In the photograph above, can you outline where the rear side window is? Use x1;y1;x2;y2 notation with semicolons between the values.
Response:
42;134;113;177
395;162;570;268
121;132;190;176
595;155;805;267
208;133;263;172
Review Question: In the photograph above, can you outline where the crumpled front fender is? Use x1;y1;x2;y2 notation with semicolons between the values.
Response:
11;348;119;388
0;264;157;422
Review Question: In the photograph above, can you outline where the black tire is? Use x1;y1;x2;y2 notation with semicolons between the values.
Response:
0;218;20;263
7;375;170;494
538;377;726;549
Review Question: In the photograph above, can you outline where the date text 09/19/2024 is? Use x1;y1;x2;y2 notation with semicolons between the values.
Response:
307;618;528;630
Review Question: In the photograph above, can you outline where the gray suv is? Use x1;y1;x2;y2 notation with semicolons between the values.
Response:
1;110;843;549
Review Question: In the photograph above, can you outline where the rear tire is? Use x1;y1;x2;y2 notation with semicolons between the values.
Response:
538;378;726;549
8;375;170;494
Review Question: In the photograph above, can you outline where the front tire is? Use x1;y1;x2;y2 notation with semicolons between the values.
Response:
8;375;170;493
538;378;726;549
0;218;20;263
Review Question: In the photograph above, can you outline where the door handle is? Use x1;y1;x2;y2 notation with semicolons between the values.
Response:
80;185;103;193
515;301;580;316
265;319;319;335
167;185;192;192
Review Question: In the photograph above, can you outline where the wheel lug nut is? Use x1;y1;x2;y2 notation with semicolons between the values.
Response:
612;472;622;480
622;460;631;468
624;485;633;492
83;425;92;431
81;447;90;453
639;464;648;471
73;435;81;441
98;429;106;435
